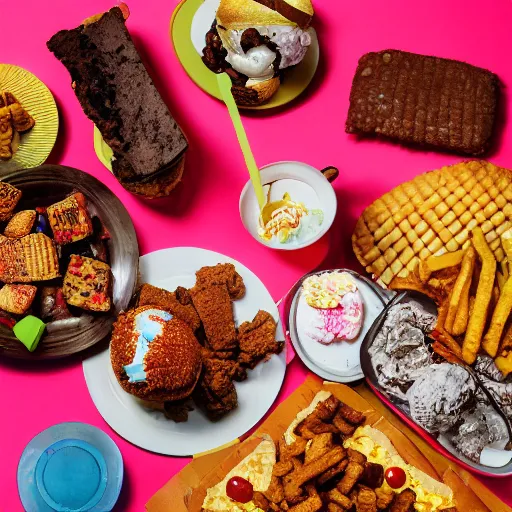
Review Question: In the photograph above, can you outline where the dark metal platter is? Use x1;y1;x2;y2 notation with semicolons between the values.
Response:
0;165;139;359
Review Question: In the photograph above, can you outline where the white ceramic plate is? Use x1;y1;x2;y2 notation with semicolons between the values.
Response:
83;247;286;456
287;270;392;382
191;0;221;54
239;161;337;250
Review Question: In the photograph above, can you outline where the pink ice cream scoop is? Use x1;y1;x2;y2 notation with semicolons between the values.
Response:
305;290;364;345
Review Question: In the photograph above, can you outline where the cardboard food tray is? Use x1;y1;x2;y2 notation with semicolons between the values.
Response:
146;376;511;512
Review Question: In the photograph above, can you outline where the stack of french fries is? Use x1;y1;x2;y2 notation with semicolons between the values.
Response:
390;227;512;376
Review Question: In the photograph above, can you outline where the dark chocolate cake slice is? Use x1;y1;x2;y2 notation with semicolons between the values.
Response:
346;50;500;156
47;5;188;197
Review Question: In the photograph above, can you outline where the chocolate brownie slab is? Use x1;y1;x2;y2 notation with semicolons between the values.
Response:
47;6;188;196
346;50;499;156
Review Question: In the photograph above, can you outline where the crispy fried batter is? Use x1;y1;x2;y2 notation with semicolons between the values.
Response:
288;494;322;512
304;433;335;464
327;489;352;509
284;446;346;501
299;416;339;437
195;263;246;300
353;485;377;512
264;476;285;504
375;488;394;510
191;283;237;350
317;459;349;486
333;412;356;436
337;461;365;495
338;404;366;425
347;448;367;464
279;437;308;461
273;460;294;477
327;504;347;512
253;491;270;510
137;283;201;331
237;310;283;369
389;489;416;512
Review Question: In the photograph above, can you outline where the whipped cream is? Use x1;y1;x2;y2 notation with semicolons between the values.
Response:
217;25;312;81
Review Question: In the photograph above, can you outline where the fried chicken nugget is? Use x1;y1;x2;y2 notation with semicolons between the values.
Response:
317;459;349;486
313;395;341;420
347;449;367;465
389;489;416;512
288;494;323;512
337;460;365;495
338;404;366;425
253;491;270;510
361;462;384;489
327;489;352;509
333;412;356;436
353;485;377;512
327;504;347;512
304;433;335;464
299;416;338;437
284;446;346;501
263;476;285;504
273;460;294;477
375;488;394;509
279;437;308;461
195;263;245;300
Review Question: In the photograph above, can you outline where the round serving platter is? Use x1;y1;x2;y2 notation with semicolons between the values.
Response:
0;165;139;359
283;269;394;383
83;247;287;456
170;0;320;110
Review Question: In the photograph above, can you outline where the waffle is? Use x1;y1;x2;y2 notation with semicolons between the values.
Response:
352;161;512;286
0;233;60;283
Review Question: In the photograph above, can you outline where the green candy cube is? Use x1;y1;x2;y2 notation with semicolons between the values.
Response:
13;316;46;352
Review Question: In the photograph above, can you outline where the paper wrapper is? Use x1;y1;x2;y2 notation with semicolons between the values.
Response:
145;377;510;512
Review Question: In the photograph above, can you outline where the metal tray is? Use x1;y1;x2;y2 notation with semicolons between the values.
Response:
360;292;512;477
0;165;139;359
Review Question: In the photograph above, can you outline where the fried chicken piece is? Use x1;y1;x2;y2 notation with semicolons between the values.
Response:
338;404;366;425
200;348;247;380
361;462;384;489
375;488;395;510
328;504;347;512
284;446;346;501
279;501;290;511
389;489;416;512
264;476;285;504
253;491;270;511
337;461;365;495
298;417;338;439
333;412;356;436
191;283;237;350
317;458;349;486
237;310;284;369
163;399;192;423
304;433;335;464
315;395;341;419
288;494;322;512
137;283;201;331
291;457;303;471
347;449;367;464
279;438;308;461
327;489;353;509
195;263;245;300
192;357;239;420
273;460;294;477
353;485;377;512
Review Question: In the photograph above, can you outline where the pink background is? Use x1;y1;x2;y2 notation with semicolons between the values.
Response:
3;0;512;509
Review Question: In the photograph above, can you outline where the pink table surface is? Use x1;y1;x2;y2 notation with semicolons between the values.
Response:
3;0;512;510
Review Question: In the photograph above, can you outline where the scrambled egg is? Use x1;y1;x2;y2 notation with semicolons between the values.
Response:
344;426;455;512
202;438;275;512
302;272;358;309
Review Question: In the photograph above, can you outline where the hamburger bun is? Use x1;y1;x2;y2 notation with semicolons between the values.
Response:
110;305;202;402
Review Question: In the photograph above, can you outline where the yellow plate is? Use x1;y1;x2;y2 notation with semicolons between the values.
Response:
94;125;113;172
170;0;320;110
0;64;59;174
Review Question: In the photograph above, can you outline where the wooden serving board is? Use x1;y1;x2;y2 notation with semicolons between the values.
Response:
146;377;511;512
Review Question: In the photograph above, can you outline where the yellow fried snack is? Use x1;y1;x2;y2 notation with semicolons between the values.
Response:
497;271;506;292
462;228;497;364
444;247;475;334
495;352;512;378
482;276;512;357
499;322;512;354
426;250;464;272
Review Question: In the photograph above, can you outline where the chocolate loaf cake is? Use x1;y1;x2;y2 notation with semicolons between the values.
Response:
346;50;500;156
47;5;188;198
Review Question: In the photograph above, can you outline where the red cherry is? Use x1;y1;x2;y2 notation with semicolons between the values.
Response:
226;476;254;503
385;466;407;488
